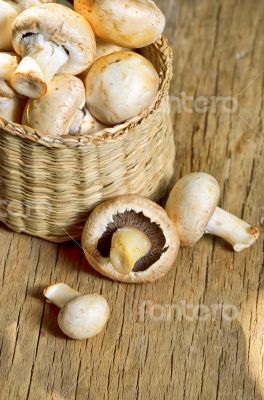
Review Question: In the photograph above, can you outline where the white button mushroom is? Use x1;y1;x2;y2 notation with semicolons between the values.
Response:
0;53;20;98
22;74;85;137
0;96;25;123
166;172;259;252
44;283;110;340
10;3;96;98
85;51;160;126
74;0;165;48
0;0;56;51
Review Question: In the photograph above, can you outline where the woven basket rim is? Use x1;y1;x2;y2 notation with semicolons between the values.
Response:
0;36;173;149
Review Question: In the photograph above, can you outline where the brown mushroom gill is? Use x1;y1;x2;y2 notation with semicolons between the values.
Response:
97;210;167;272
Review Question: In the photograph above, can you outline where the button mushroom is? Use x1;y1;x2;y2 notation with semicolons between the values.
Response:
0;53;20;98
166;172;259;252
22;74;85;137
10;3;96;98
0;0;55;51
85;51;160;126
0;96;25;123
44;283;110;340
82;195;180;284
74;0;165;48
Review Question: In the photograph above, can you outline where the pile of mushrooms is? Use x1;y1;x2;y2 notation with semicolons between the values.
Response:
0;0;165;136
43;173;259;340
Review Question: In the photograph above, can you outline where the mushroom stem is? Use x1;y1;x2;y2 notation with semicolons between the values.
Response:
44;283;81;309
110;227;152;275
205;207;259;252
68;108;85;135
11;34;69;98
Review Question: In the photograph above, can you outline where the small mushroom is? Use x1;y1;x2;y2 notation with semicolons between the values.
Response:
166;172;259;252
0;0;55;51
82;195;180;283
74;0;165;48
44;283;110;340
0;53;20;98
85;51;160;126
10;3;96;98
0;96;25;123
22;74;85;137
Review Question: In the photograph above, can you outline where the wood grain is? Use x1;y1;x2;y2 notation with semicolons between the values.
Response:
0;0;264;399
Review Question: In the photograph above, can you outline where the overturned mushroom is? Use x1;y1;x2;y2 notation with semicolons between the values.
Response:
85;51;160;126
82;195;179;284
0;96;25;123
166;172;259;252
0;0;55;51
44;283;110;340
74;0;165;48
22;74;85;136
0;53;20;98
10;3;96;98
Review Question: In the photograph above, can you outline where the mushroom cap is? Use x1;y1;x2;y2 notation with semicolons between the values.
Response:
74;0;165;48
12;3;96;75
166;172;221;247
85;51;160;126
0;53;20;97
82;195;179;284
22;74;85;136
58;294;110;340
0;96;25;123
95;39;131;61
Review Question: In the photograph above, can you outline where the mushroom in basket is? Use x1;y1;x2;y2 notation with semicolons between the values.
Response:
0;0;55;51
0;52;25;123
166;172;259;252
74;0;165;48
44;283;110;340
22;74;86;136
10;3;96;98
0;52;20;98
82;195;180;284
85;51;160;126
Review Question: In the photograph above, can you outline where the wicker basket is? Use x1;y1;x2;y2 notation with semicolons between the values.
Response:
0;37;174;242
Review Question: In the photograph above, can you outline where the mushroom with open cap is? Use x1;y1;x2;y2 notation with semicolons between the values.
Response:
0;96;25;123
44;283;110;340
0;0;55;51
74;0;165;48
82;195;180;283
10;3;96;98
165;172;259;252
0;53;20;98
85;51;160;126
22;74;85;136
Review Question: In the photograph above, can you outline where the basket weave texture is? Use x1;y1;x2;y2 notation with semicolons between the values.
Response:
0;37;175;242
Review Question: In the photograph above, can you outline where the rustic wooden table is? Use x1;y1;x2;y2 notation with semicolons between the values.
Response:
1;0;264;399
